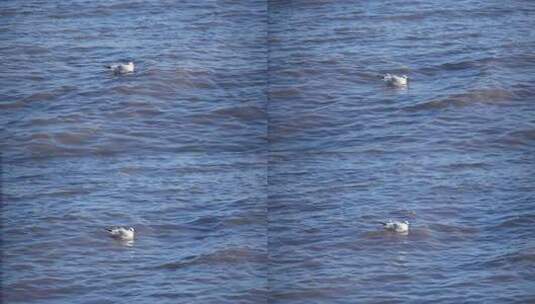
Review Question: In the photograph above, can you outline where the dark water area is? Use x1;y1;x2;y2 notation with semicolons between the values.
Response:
2;0;535;303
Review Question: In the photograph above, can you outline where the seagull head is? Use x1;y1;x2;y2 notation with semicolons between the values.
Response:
403;220;409;225
128;227;135;232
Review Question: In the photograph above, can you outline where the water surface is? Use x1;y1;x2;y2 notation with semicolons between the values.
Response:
2;0;535;303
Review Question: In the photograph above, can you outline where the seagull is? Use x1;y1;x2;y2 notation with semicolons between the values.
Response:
106;227;135;240
106;61;134;74
383;73;408;87
380;220;409;233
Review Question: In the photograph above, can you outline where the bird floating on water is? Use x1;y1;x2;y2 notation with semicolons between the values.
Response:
106;226;135;240
383;73;408;87
106;61;134;74
380;220;409;233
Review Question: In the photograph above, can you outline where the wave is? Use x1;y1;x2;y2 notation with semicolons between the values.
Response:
152;247;266;270
404;87;517;111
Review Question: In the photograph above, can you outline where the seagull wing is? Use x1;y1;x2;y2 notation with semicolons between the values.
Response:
106;227;121;235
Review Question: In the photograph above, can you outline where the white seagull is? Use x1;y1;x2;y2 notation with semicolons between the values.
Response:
380;220;410;233
106;61;135;74
106;226;135;241
383;73;408;87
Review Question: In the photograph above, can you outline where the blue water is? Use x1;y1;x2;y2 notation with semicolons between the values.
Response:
2;0;535;303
